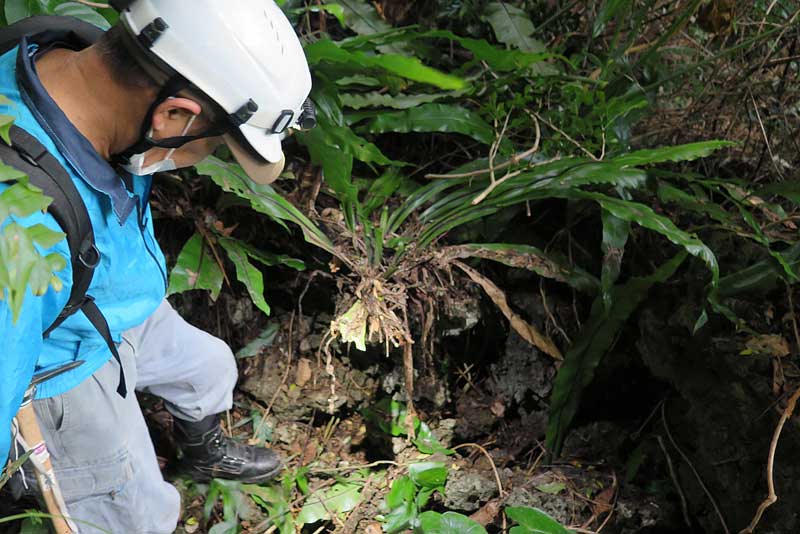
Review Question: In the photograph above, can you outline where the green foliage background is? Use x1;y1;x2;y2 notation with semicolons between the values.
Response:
1;0;799;532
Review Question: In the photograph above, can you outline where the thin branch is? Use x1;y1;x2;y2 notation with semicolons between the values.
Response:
662;403;730;534
471;170;523;205
426;112;539;180
425;141;541;179
657;435;691;528
749;92;784;181
533;112;599;161
471;155;561;206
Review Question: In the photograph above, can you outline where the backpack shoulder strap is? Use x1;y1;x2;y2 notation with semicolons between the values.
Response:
1;125;126;396
0;15;105;56
3;126;97;324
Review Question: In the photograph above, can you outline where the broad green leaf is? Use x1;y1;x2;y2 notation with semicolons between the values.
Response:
506;506;570;534
332;0;410;54
25;223;65;249
340;91;450;110
0;114;15;146
418;511;488;534
238;242;305;271
0;180;51;219
600;210;630;311
292;3;345;25
656;182;731;225
0;158;28;183
167;232;225;300
19;517;49;534
545;252;688;456
384;476;417;534
728;198;798;281
412;419;454;455
484;2;545;54
340;27;556;72
296;477;363;525
53;2;111;28
207;520;237;534
535;482;566;495
236;323;279;359
574;192;718;292
612;141;735;167
0;449;30;490
299;126;356;204
5;0;46;24
218;238;270;316
365;104;496;146
408;462;447;489
335;0;391;34
196;157;334;254
0;222;66;321
428;30;554;72
718;243;800;298
362;169;405;216
305;39;466;90
756;180;800;204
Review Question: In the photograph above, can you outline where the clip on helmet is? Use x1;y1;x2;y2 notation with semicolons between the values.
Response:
110;0;314;184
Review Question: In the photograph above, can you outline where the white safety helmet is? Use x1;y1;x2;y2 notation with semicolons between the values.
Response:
111;0;314;184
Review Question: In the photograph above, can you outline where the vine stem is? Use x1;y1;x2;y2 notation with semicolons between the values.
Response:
740;385;800;534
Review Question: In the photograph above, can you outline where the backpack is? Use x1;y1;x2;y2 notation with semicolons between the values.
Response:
0;16;126;396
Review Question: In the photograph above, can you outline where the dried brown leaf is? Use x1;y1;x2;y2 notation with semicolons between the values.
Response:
454;261;563;360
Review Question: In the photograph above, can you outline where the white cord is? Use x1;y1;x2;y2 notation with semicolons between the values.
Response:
10;419;30;490
12;419;80;533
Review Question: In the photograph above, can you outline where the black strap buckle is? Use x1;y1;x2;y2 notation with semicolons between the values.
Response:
78;242;101;269
138;18;169;48
231;99;259;126
270;110;295;134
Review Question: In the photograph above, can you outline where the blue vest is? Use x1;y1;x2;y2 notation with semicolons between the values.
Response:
0;36;167;462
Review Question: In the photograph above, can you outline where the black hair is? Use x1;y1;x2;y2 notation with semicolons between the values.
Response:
96;24;158;90
96;24;224;128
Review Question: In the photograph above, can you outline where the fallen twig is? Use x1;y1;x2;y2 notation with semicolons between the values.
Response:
740;385;800;534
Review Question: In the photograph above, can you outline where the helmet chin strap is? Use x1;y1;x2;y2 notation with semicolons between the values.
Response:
112;76;223;165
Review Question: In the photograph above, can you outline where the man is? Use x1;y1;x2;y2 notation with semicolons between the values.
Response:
0;1;312;531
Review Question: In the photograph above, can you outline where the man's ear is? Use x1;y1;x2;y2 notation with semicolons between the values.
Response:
150;97;202;136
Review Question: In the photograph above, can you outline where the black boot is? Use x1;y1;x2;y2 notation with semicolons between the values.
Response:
174;414;282;484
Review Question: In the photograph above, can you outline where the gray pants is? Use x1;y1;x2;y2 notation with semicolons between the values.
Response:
30;300;238;533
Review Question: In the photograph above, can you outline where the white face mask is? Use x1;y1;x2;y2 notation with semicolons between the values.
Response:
122;114;198;176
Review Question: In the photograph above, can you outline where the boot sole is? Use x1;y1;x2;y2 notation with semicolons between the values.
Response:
182;463;283;484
